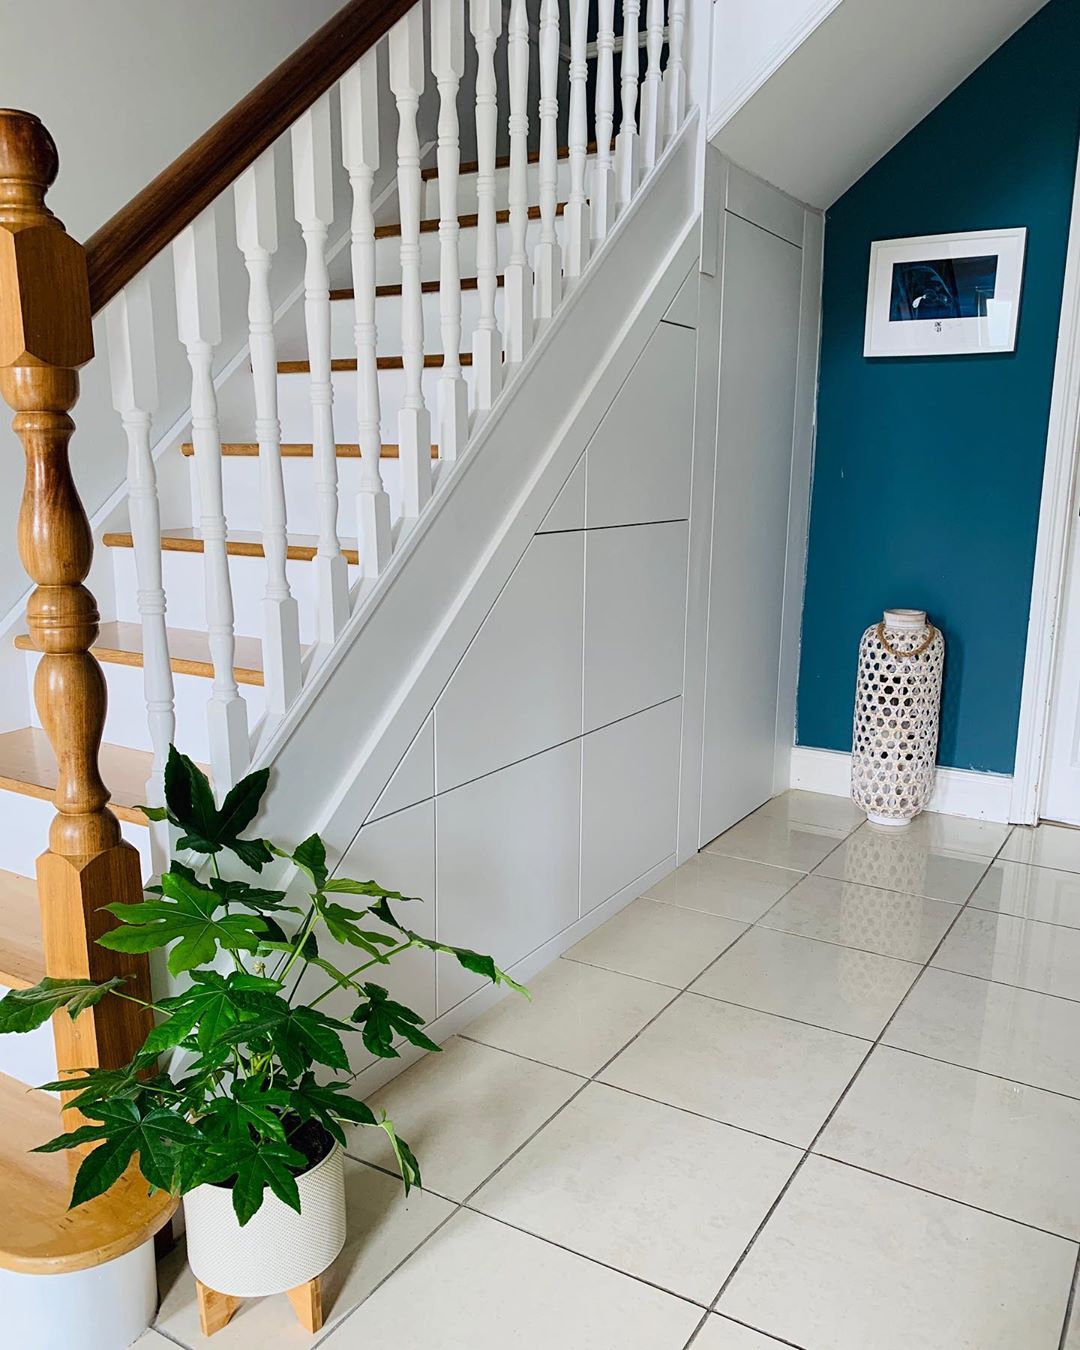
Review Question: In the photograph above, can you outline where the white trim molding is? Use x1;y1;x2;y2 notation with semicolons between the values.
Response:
789;746;1014;823
1011;137;1080;825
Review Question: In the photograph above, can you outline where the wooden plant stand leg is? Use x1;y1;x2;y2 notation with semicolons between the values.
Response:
286;1275;324;1333
196;1281;242;1337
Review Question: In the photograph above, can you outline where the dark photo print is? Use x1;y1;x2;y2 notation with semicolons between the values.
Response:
889;254;999;322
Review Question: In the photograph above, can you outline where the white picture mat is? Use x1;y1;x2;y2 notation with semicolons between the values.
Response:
864;227;1027;357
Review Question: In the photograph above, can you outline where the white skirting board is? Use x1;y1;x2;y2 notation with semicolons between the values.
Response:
789;746;1014;823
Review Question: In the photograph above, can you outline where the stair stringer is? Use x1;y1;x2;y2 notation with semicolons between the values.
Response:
253;115;700;866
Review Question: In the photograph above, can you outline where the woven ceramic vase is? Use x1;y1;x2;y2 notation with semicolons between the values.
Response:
851;609;945;827
183;1142;346;1297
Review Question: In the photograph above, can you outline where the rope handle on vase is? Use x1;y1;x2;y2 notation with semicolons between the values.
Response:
875;622;938;660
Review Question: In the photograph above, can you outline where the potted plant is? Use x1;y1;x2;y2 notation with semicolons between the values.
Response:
0;747;526;1309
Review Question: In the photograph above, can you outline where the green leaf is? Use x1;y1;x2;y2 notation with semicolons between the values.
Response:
215;769;270;846
290;1074;376;1147
292;834;328;891
98;868;267;975
36;1062;164;1114
156;969;283;1053
202;1079;290;1144
351;983;441;1059
377;1116;421;1196
164;747;274;871
323;877;415;901
208;877;296;913
408;934;530;998
314;895;395;960
201;1134;307;1226
281;1006;352;1074
164;747;218;847
136;804;170;822
0;976;125;1033
141;1006;201;1056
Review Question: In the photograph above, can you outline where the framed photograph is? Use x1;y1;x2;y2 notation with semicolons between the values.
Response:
863;227;1027;357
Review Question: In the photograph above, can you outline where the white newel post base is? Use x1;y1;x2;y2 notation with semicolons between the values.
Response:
184;1145;346;1298
0;1240;157;1350
851;608;945;827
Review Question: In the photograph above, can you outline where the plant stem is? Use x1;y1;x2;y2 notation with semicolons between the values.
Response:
308;939;416;1008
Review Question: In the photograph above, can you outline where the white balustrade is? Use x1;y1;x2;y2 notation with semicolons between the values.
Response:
534;0;563;319
431;0;469;460
504;0;533;363
292;93;350;645
469;0;503;411
105;275;175;872
564;0;591;280
664;0;687;147
390;7;433;515
615;0;642;208
591;0;617;242
640;0;664;171
234;150;303;717
341;51;394;577
173;209;250;794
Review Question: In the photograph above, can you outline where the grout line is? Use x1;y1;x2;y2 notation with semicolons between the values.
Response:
705;838;1003;1314
1058;1247;1080;1350
878;1039;1080;1104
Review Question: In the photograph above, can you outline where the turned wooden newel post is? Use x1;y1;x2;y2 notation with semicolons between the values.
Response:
0;109;151;1078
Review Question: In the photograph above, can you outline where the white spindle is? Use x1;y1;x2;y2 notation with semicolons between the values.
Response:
504;0;533;363
431;0;469;461
534;0;563;319
591;0;617;242
663;0;687;147
341;52;394;576
292;93;349;644
390;8;433;516
234;151;303;717
105;276;175;872
640;0;664;171
564;0;591;280
469;0;503;411
173;210;250;794
615;0;642;208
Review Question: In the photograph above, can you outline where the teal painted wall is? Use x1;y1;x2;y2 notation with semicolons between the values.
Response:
796;0;1080;774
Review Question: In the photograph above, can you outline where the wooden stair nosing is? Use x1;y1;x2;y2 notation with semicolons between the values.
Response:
419;141;595;180
277;352;474;376
15;622;275;689
103;528;361;568
0;1069;176;1274
373;200;565;242
181;442;438;460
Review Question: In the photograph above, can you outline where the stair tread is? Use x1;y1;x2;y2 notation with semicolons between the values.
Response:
419;141;594;180
180;442;437;460
373;199;564;241
0;1069;176;1273
103;528;361;567
0;870;43;990
0;728;157;827
277;353;473;375
332;274;506;301
16;622;280;688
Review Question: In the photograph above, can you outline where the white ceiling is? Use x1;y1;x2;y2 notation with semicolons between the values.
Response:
710;0;1050;209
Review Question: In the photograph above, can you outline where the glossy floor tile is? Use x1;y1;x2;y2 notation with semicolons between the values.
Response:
818;1045;1080;1237
472;1081;800;1302
885;965;1080;1098
704;813;848;871
691;924;919;1039
643;850;802;922
599;991;868;1146
815;831;990;903
933;907;1080;1001
345;1036;581;1200
564;895;746;987
1002;822;1080;873
320;1209;703;1348
462;957;672;1076
970;858;1080;928
760;872;959;962
719;1155;1076;1350
149;794;1080;1350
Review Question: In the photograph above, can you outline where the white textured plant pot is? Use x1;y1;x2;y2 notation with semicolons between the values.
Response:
851;608;945;826
184;1142;346;1296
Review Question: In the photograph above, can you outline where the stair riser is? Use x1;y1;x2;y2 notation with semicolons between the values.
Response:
326;288;505;363
109;543;360;645
0;787;151;884
275;364;479;446
0;1017;55;1091
200;453;414;536
370;212;568;286
20;650;266;769
419;157;577;218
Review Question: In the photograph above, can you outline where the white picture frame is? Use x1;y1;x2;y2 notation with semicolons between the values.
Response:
864;227;1027;357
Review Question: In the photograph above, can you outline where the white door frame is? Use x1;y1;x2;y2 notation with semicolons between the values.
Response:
1012;136;1080;824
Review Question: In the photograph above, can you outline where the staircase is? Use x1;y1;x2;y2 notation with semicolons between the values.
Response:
0;0;697;1334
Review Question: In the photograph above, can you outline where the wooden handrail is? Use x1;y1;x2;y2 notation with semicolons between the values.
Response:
84;0;417;315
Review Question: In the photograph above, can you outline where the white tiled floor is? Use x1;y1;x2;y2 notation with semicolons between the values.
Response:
140;794;1080;1349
